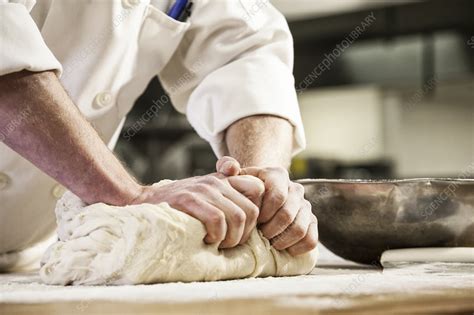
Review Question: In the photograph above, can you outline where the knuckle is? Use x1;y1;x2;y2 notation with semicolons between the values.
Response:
293;225;307;239
270;191;286;209
247;205;259;221
180;192;197;204
231;211;246;225
208;211;226;227
304;234;318;250
205;233;218;243
287;247;298;256
271;239;285;250
206;236;217;244
221;240;236;249
208;233;223;244
194;183;208;193
304;200;312;212
294;183;305;195
277;208;293;226
209;176;221;186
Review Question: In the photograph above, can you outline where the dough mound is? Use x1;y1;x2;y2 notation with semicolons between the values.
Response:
40;181;318;285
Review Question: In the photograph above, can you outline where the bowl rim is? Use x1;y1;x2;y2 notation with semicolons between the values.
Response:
297;178;474;185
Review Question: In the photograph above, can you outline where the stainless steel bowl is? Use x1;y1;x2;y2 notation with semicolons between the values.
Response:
298;178;474;264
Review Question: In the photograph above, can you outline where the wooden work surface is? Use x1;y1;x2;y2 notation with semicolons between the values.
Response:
1;247;473;314
2;289;474;315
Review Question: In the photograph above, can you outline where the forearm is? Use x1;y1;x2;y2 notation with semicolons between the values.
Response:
225;115;293;169
0;70;142;205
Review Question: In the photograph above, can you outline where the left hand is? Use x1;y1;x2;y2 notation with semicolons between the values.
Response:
216;156;318;256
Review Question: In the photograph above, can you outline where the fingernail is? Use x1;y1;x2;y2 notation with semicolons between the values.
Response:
223;161;236;173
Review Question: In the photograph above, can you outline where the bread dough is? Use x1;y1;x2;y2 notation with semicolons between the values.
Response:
40;181;318;285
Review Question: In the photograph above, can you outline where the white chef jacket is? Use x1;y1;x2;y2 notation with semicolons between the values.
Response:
0;0;305;255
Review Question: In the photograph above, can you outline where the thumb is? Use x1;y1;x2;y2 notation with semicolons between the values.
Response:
216;156;241;176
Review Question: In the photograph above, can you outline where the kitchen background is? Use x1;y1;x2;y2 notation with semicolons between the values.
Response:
115;0;474;183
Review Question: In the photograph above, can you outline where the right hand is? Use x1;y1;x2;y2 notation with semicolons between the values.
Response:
135;174;264;249
216;156;319;256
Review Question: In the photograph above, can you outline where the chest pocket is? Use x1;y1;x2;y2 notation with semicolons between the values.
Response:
116;4;190;118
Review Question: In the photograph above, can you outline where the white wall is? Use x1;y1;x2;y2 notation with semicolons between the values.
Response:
297;81;474;177
297;85;385;162
383;81;474;177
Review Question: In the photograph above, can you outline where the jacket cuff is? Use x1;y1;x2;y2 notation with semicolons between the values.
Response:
186;56;306;158
0;3;62;76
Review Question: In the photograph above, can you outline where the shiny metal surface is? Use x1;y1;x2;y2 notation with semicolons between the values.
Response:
298;178;474;265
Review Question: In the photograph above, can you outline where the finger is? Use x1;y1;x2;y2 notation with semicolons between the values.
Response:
226;175;265;244
211;194;247;249
174;195;227;245
241;167;290;223
198;182;246;248
227;175;265;207
216;156;241;176
195;175;256;246
287;218;319;256
259;185;305;239
270;203;312;250
220;178;260;246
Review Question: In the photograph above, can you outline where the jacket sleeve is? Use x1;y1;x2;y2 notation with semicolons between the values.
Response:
0;1;62;76
159;0;306;157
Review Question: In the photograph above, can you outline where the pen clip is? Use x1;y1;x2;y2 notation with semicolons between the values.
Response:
177;1;193;22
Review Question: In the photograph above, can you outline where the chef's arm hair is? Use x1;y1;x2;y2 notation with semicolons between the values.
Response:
0;70;143;205
225;115;293;169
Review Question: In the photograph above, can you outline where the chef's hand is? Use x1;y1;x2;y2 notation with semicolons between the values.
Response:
216;156;318;256
135;174;264;249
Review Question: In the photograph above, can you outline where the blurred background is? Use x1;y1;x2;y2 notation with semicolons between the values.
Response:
115;0;474;183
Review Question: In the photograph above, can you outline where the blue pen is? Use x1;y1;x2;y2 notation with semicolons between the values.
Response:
167;0;188;19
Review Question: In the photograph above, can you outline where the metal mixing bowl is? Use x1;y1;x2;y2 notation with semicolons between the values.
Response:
298;178;474;265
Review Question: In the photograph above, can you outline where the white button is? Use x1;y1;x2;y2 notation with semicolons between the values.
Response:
0;172;10;190
122;0;141;8
52;184;66;200
93;92;113;109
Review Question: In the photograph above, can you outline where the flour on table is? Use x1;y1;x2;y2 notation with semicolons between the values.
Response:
40;180;318;285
